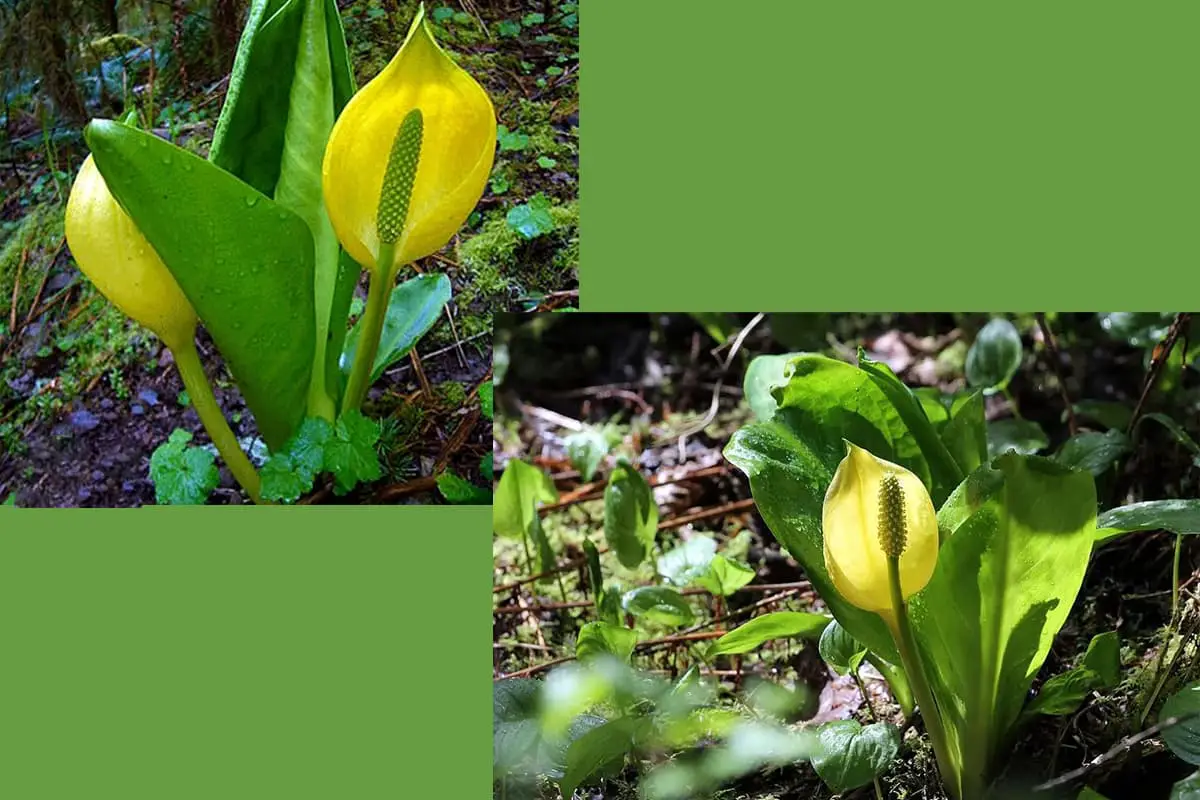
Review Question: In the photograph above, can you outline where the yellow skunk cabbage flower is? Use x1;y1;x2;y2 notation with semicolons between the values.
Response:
321;4;496;275
823;442;938;614
65;155;197;351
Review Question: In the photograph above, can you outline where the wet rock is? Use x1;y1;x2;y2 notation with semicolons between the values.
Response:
138;388;159;406
99;398;113;410
69;410;100;432
131;404;145;416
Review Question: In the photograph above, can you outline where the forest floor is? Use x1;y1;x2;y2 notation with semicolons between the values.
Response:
492;312;1200;800
0;0;578;506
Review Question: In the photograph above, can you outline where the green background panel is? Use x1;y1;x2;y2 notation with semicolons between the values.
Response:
0;508;490;798
583;1;1198;311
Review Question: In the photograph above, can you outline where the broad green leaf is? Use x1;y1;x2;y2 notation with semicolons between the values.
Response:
988;417;1049;458
858;350;962;504
540;713;609;782
1055;430;1131;476
1099;312;1175;348
1162;681;1200;765
529;512;557;580
1071;400;1132;432
1078;788;1112;800
493;678;541;775
656;707;741;750
323;409;381;493
966;317;1023;391
340;273;452;384
576;622;638;663
811;721;900;793
1022;666;1103;718
559;717;638;796
1083;631;1121;687
770;354;932;490
1095;500;1200;544
707;611;830;658
694;554;755;597
597;584;623;627
86;121;315;450
604;459;658;569
724;414;900;664
744;352;801;422
209;0;356;195
909;455;1096;794
621;586;694;627
656;536;717;587
913;387;951;429
564;428;609;481
493;460;558;539
941;390;988;475
819;619;868;676
1172;771;1200;800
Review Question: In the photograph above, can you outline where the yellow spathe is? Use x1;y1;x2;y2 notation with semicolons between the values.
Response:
322;4;496;274
823;442;938;614
64;154;197;350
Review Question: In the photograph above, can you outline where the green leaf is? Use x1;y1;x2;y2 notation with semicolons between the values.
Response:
708;612;830;658
537;155;558;169
480;381;494;420
656;536;717;587
1078;788;1112;800
909;455;1097;788
493;678;542;775
604;459;658;569
149;429;220;505
1171;771;1200;800
506;193;555;239
724;412;900;664
621;586;694;627
497;125;529;152
1023;667;1103;718
1095;500;1200;544
1083;631;1121;687
771;354;933;492
481;452;494;481
1140;412;1200;461
694;554;755;597
1071;400;1132;431
584;539;603;601
2;494;14;506
858;350;963;503
86;120;315;450
496;19;522;37
340;273;452;384
597;584;623;627
1055;429;1131;476
493;460;558;539
966;317;1023;391
564;428;609;481
988;417;1049;458
1162;681;1200;765
530;512;557;577
576;622;638;663
941;390;988;475
259;416;333;502
819;619;869;676
431;6;455;23
559;717;636;797
322;409;382;494
522;12;546;25
1099;312;1175;348
811;720;900;793
437;471;492;504
743;353;800;422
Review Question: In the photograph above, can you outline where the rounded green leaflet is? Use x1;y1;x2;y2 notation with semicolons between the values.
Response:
811;720;900;793
377;108;424;244
86;120;316;451
966;317;1023;391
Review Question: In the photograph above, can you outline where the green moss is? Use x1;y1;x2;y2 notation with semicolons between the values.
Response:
437;380;467;407
0;203;65;315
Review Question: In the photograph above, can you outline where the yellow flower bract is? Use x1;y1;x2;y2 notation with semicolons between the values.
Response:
321;5;496;274
64;154;197;350
823;442;938;614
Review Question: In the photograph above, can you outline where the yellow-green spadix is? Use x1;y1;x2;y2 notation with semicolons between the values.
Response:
321;3;496;275
64;154;197;351
822;442;938;614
